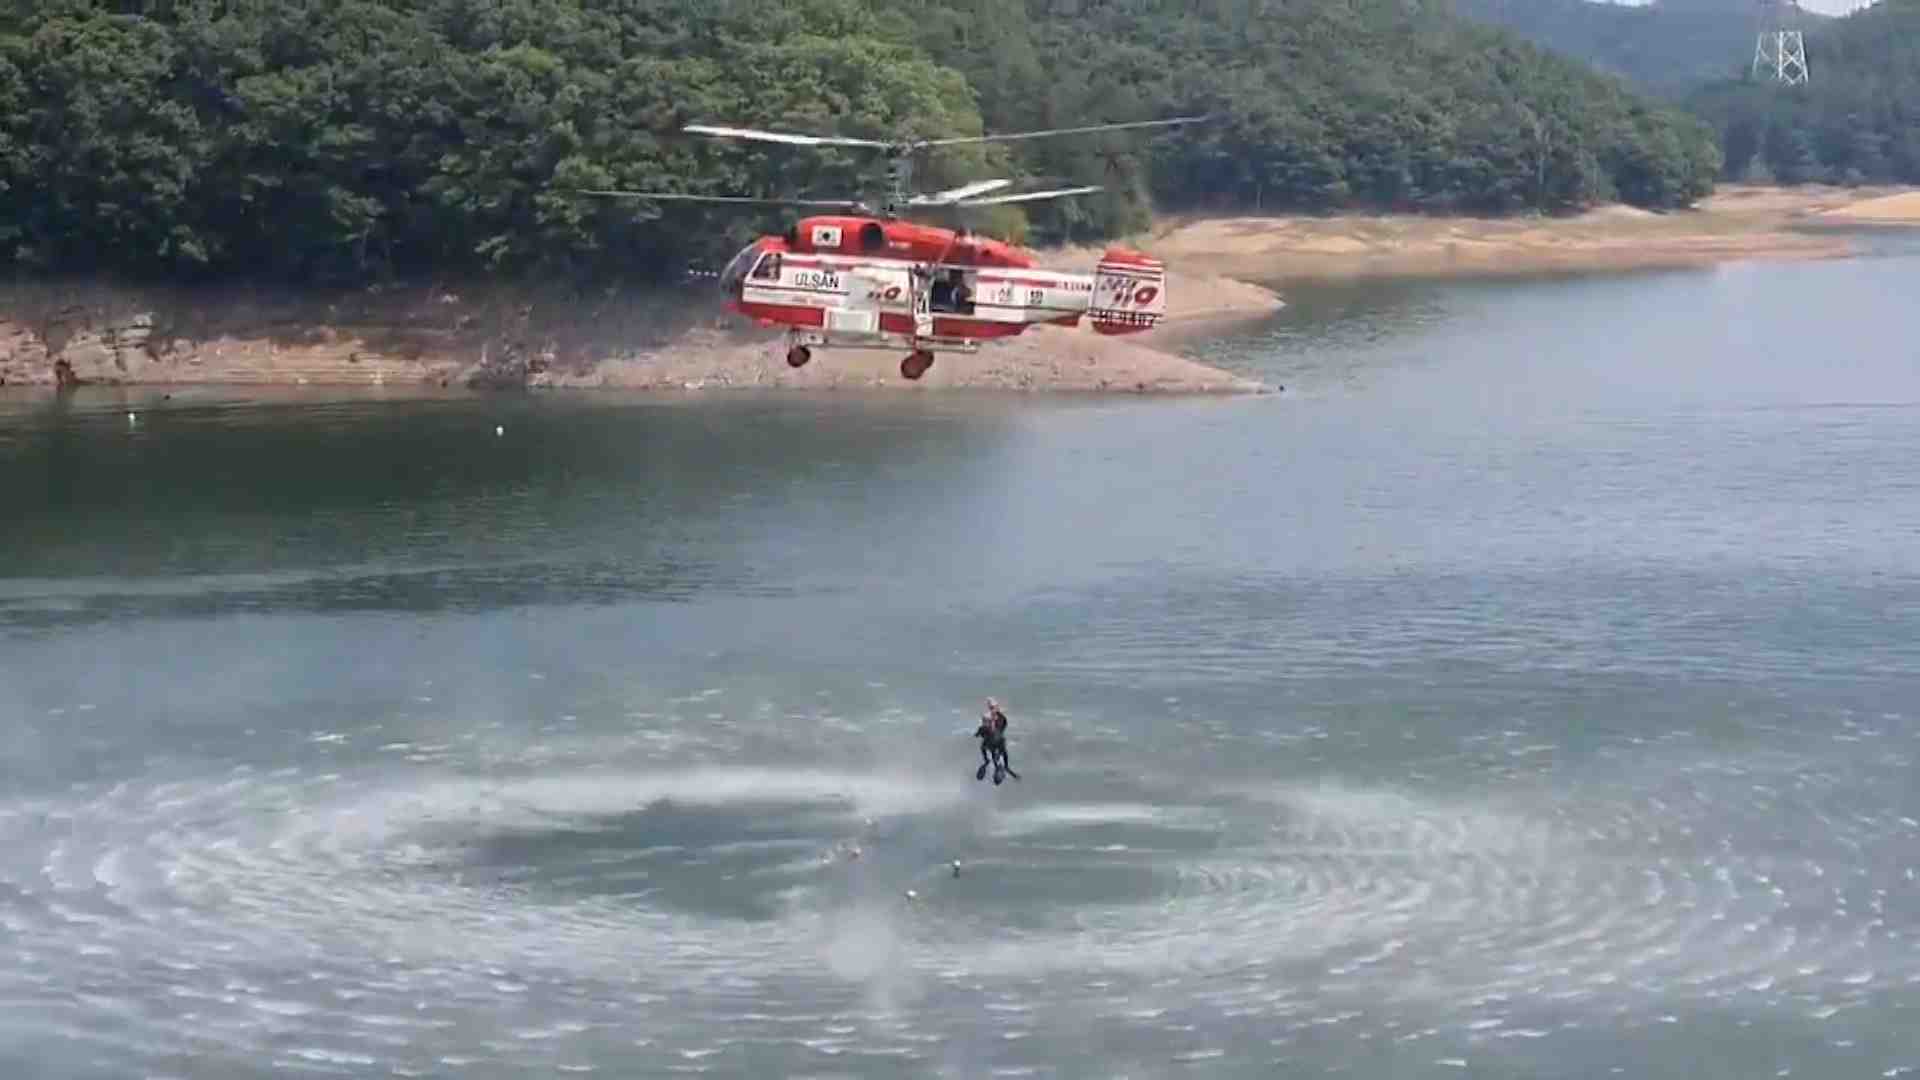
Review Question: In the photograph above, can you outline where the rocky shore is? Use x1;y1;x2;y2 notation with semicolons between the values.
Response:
0;267;1281;396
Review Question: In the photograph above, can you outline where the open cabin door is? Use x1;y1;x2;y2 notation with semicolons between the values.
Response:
910;267;933;339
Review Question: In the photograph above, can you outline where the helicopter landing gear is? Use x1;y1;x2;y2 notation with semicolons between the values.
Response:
900;349;934;381
785;344;812;369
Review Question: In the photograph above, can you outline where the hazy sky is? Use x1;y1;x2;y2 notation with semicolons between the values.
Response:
1774;0;1872;13
1610;0;1874;14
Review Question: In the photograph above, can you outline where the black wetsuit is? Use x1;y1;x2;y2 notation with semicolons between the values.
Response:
977;713;1018;779
976;722;1002;767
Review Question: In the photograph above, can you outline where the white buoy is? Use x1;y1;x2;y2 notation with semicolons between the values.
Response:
904;889;918;902
126;411;136;423
495;425;504;436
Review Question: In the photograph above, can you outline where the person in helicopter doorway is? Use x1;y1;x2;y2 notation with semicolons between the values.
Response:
945;268;972;314
975;697;1019;782
931;268;972;315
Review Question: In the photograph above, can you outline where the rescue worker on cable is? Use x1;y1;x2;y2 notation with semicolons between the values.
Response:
974;697;1019;782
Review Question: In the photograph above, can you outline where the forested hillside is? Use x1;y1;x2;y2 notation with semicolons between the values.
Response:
0;0;1723;286
1685;0;1920;184
1442;0;1920;187
1443;0;1809;97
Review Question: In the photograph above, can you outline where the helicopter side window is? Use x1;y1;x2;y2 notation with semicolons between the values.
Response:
751;252;782;281
859;223;886;252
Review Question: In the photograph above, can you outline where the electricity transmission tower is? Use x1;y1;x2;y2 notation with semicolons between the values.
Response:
1752;0;1809;85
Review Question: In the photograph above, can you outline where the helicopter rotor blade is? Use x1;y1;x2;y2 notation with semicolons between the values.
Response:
680;123;891;149
908;179;1014;205
574;190;868;209
957;185;1105;206
919;115;1210;149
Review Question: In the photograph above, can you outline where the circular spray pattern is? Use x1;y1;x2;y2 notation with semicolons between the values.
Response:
2;736;1919;1075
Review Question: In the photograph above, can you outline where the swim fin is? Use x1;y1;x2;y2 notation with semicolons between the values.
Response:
976;763;989;781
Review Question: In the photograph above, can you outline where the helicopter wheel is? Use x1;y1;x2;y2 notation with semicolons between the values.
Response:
900;349;934;381
785;344;812;369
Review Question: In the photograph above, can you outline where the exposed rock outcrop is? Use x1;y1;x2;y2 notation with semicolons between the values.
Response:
0;274;1275;395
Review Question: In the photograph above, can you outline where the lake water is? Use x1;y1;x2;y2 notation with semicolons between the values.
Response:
4;246;1920;1078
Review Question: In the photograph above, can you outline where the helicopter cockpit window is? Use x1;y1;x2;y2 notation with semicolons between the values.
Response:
750;252;782;281
718;243;758;294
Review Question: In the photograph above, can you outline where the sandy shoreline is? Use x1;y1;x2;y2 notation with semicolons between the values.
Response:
2;183;1912;395
0;267;1280;397
1134;183;1919;284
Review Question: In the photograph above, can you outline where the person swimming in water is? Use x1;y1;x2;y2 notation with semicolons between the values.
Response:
974;697;1019;782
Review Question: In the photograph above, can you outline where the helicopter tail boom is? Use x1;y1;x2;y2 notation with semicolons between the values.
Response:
1088;248;1167;336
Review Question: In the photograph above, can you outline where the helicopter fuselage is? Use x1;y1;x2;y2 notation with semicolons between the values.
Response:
716;215;1167;379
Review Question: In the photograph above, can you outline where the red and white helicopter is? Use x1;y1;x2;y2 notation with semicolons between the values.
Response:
580;115;1205;380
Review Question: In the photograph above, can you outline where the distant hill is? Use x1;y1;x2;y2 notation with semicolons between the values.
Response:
1446;0;1833;97
1657;0;1774;15
1685;0;1920;183
915;0;1724;239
